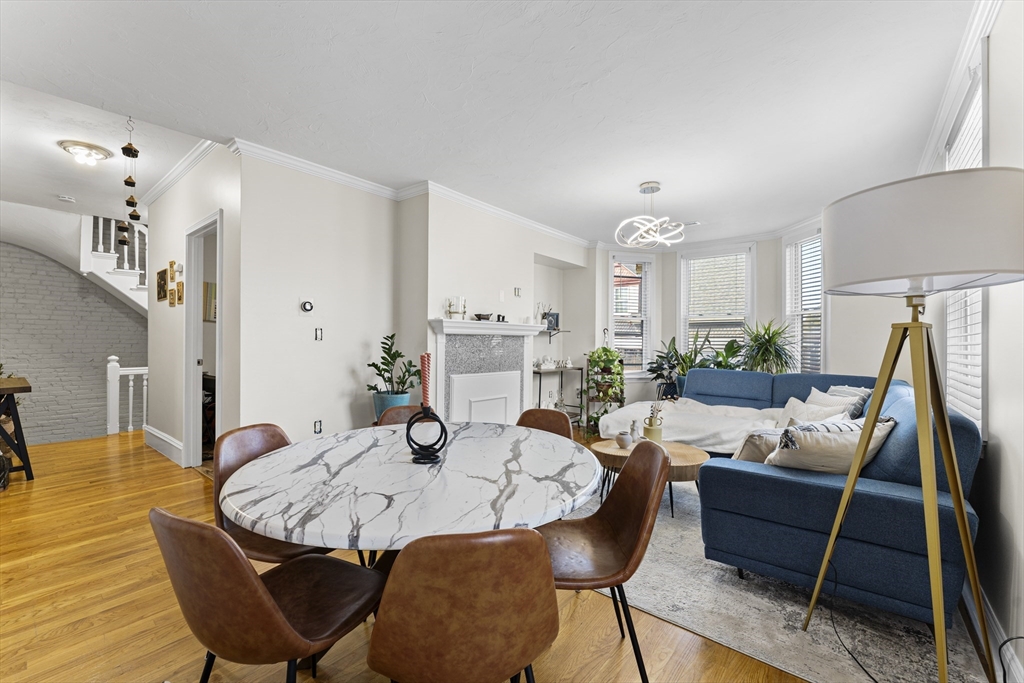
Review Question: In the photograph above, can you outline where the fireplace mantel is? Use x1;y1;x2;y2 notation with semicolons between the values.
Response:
429;319;545;421
429;319;547;337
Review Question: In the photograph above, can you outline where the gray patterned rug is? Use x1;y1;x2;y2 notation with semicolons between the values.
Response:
566;481;985;683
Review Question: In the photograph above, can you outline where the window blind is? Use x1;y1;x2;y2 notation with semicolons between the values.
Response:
943;81;984;433
612;260;651;371
682;252;748;350
786;235;823;373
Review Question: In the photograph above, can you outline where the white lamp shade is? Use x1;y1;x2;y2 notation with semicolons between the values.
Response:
822;167;1024;296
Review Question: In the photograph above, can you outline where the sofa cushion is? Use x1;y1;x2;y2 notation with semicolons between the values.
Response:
860;395;982;494
682;369;773;408
765;416;896;474
771;372;876;408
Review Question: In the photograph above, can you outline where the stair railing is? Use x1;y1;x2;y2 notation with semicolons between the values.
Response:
106;356;148;434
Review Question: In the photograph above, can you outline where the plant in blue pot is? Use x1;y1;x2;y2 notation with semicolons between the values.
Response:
367;333;421;421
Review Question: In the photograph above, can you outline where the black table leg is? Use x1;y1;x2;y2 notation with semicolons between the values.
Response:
668;482;674;517
0;394;32;481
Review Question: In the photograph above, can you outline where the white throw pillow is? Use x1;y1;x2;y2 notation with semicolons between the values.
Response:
732;428;786;463
827;385;873;418
805;387;864;418
777;397;849;427
765;416;897;474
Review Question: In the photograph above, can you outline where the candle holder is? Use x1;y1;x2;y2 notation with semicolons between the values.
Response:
406;404;447;465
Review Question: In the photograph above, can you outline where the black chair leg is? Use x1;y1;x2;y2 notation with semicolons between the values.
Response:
609;585;625;638
357;550;367;567
369;550;378;567
511;673;521;683
286;659;297;683
615;585;648;683
311;650;318;678
199;651;216;683
668;482;674;517
737;567;745;580
524;664;536;683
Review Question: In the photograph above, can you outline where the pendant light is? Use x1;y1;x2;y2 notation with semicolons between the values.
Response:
615;181;699;249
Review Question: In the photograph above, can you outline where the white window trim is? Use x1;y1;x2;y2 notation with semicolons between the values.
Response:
678;242;756;346
609;252;657;381
782;227;827;373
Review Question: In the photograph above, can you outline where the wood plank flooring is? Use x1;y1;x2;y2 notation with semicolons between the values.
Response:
0;433;803;683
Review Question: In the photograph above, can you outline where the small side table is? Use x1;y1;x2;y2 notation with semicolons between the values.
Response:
589;439;708;517
0;377;34;481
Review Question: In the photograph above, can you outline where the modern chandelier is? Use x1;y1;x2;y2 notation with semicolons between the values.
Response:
614;181;698;249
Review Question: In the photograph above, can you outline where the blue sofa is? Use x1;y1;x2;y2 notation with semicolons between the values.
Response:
684;368;982;626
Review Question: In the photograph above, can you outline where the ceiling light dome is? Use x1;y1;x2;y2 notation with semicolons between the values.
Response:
57;140;113;166
615;181;699;249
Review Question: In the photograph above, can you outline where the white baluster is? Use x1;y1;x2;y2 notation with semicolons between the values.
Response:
107;219;115;255
133;225;140;273
122;242;129;270
127;374;135;432
142;374;148;429
106;356;120;435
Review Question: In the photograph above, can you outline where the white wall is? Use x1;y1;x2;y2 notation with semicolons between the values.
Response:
533;262;563;361
237;156;398;436
755;238;782;325
146;144;241;449
972;0;1024;663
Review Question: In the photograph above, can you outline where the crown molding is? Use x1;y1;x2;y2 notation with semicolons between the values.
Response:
139;140;218;206
425;181;590;248
395;181;429;201
227;139;399;200
916;0;1003;175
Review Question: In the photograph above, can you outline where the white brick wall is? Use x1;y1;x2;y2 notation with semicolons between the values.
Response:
0;241;148;444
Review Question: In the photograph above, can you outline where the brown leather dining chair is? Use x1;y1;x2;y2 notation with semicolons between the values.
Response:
149;507;385;683
367;528;560;683
535;440;669;683
377;404;423;426
214;424;334;563
516;408;573;440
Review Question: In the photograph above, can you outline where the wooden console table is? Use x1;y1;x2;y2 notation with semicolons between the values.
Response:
0;377;34;481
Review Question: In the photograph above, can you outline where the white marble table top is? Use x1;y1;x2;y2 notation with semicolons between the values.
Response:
219;422;600;550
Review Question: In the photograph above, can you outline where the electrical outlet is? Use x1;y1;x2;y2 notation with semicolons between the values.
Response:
514;287;522;298
314;327;323;341
548;390;554;398
313;420;322;435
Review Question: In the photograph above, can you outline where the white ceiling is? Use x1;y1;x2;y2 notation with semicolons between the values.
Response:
0;82;201;224
0;1;972;244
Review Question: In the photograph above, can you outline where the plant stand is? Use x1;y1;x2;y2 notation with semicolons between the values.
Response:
584;358;624;438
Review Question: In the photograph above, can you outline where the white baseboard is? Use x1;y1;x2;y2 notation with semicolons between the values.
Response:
962;583;1023;682
144;425;186;468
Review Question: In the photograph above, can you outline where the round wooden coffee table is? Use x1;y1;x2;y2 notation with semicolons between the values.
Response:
589;439;710;517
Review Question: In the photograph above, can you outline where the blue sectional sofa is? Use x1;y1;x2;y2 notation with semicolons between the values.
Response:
684;368;982;626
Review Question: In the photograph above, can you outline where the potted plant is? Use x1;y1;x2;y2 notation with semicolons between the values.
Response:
674;330;714;396
742;320;796;374
709;338;745;370
366;333;421;421
646;337;683;398
585;346;624;436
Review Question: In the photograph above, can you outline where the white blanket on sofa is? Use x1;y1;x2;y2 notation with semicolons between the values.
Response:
598;398;783;453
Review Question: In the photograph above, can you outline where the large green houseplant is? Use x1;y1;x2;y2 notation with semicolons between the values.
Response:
742;320;796;374
367;333;421;421
585;346;624;436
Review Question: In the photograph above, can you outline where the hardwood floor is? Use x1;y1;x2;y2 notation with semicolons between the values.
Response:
0;433;803;683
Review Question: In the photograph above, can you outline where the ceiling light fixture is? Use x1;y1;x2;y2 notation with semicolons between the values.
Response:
57;140;113;166
614;181;699;249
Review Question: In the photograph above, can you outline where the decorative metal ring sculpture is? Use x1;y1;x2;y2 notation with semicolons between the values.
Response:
615;215;697;249
406;404;447;465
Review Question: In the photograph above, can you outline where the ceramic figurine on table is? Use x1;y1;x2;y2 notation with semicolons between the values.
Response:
629;420;640;443
615;431;633;449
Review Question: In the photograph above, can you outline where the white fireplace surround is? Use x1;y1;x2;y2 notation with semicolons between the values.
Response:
429;319;546;422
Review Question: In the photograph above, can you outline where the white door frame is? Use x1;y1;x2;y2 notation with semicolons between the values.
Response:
182;209;223;468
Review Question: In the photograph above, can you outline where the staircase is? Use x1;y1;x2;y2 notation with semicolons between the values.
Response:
79;216;149;317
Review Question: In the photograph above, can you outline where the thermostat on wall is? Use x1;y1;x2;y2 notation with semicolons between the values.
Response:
299;298;314;316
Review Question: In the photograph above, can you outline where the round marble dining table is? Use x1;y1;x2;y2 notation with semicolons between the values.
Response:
219;421;601;551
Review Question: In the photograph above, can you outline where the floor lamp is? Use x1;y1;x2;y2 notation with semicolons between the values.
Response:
802;166;1024;683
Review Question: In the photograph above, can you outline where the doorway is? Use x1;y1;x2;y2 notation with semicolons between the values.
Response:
182;210;223;468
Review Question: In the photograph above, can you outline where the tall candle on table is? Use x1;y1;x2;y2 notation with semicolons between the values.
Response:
420;353;431;407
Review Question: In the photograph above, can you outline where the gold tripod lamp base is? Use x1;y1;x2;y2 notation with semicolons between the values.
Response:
802;297;994;683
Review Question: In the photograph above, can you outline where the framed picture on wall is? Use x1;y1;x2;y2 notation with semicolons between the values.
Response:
168;285;176;307
169;261;176;283
176;282;184;305
156;269;168;302
203;282;217;322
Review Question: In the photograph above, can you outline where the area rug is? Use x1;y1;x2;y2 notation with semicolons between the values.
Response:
566;481;986;683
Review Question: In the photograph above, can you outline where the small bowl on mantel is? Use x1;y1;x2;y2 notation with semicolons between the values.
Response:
474;313;493;321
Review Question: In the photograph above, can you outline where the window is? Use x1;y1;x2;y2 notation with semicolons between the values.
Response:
785;235;823;373
681;248;752;350
943;75;985;433
611;256;653;372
